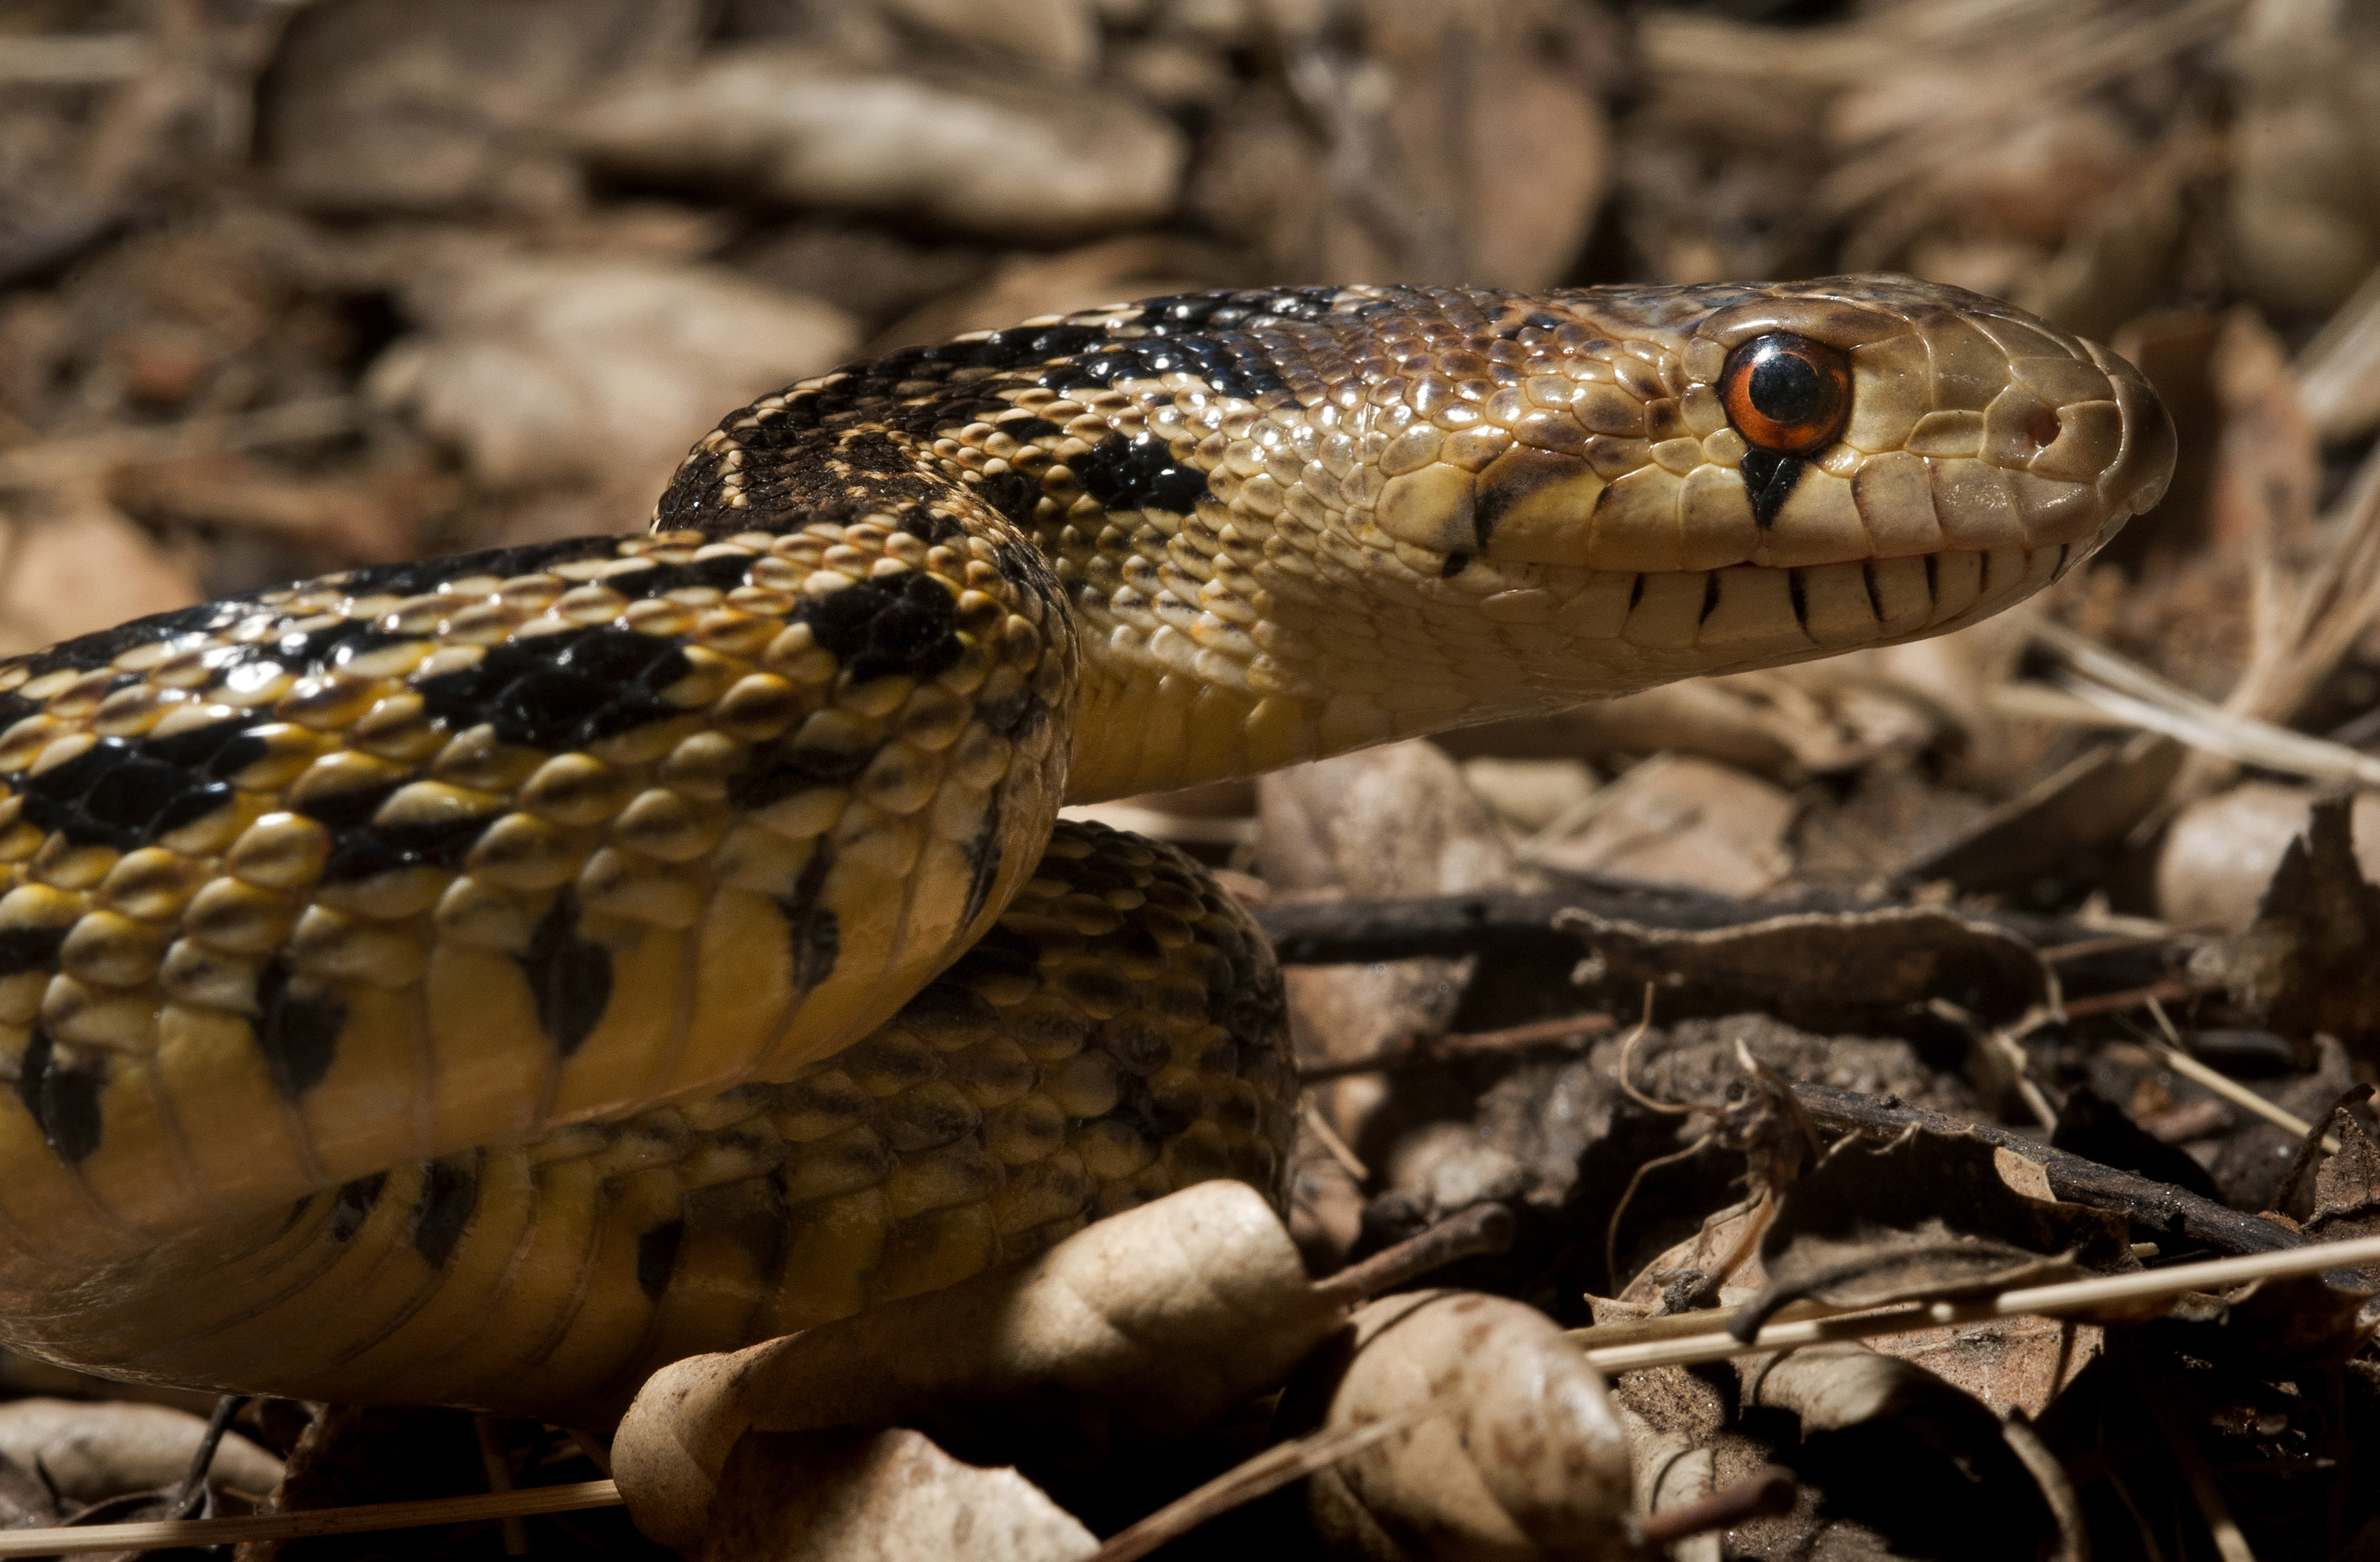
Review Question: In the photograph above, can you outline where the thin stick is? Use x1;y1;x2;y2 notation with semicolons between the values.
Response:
1615;983;1682;1115
0;1480;621;1557
1086;1403;1431;1562
1605;1134;1716;1292
2132;1352;2259;1562
1299;1091;1370;1183
2037;929;2186;965
1296;1012;1617;1082
2057;976;2224;1019
474;1416;531;1556
1631;1466;1796;1546
1569;1231;2380;1375
2143;998;2335;1153
1310;1202;1516;1309
172;1395;247;1519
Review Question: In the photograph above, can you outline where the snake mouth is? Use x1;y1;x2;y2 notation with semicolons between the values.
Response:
1501;540;2099;697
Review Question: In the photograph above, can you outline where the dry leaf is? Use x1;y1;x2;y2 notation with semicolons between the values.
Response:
1457;758;1599;835
0;498;198;658
569;49;1185;240
1277;1290;1632;1562
1558;905;2051;1035
1900;732;2184;897
1524;755;1795;898
1735;1341;2067;1528
1862;1314;2103;1423
266;0;700;214
0;1398;284;1503
1729;1128;2132;1337
699;1427;1096;1562
2231;796;2380;1062
1617;1407;1717;1562
1260;742;1519;1147
614;1180;1337;1554
2156;783;2380;934
366;246;856;500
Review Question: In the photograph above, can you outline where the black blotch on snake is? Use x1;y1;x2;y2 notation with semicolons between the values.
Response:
1075;433;1212;518
1740;450;1805;529
413;1158;479;1268
255;958;347;1103
521;888;612;1059
778;844;840;1000
636;1219;686;1302
16;1024;104;1165
803;572;962;684
332;1173;388;1243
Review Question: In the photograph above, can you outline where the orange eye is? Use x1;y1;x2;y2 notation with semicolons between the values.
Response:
1718;333;1852;457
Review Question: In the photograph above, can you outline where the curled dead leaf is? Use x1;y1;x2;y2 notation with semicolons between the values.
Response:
699;1428;1095;1562
1729;1127;2134;1338
1277;1290;1632;1562
0;1398;283;1504
613;1181;1337;1554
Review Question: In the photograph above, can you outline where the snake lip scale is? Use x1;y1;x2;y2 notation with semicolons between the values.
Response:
0;274;2170;1423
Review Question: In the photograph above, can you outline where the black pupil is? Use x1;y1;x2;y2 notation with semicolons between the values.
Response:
1748;347;1829;424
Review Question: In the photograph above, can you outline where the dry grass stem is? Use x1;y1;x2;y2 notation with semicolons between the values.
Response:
2133;1355;2260;1562
1310;1203;1518;1310
1085;1403;1433;1562
0;1479;621;1557
1570;1230;2380;1374
1295;1012;1618;1084
2142;998;2337;1153
2023;621;2380;787
1299;1091;1370;1184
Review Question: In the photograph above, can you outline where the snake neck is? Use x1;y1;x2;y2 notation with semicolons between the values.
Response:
659;279;2175;805
1050;507;1551;804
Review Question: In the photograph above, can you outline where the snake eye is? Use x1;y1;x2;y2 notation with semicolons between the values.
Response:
1718;332;1852;457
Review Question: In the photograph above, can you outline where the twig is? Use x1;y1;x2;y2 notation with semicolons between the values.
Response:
1790;1081;2304;1256
0;1480;621;1557
172;1395;247;1519
1086;1402;1431;1562
2143;998;2336;1154
1615;983;1683;1116
2025;619;2380;788
1606;1134;1718;1294
1932;997;2059;1129
474;1417;531;1557
1253;886;2182;996
1310;1202;1516;1310
1295;1012;1616;1083
2002;1412;2090;1562
1630;1466;1797;1547
2131;1350;2259;1562
2057;976;2225;1019
1570;1230;2380;1375
1299;1091;1370;1183
2038;928;2189;964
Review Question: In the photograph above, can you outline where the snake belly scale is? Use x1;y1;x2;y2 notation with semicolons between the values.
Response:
0;276;2172;1423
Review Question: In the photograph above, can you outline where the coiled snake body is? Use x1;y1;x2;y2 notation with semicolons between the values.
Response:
0;277;2171;1423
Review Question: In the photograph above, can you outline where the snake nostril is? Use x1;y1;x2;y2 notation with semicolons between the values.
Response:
2024;407;2061;452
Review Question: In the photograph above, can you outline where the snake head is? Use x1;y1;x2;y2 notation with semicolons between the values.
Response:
1325;272;2175;702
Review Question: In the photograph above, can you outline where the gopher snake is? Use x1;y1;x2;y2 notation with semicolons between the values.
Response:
0;275;2171;1423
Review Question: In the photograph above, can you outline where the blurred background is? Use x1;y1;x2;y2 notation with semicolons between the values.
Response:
3;0;2379;942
